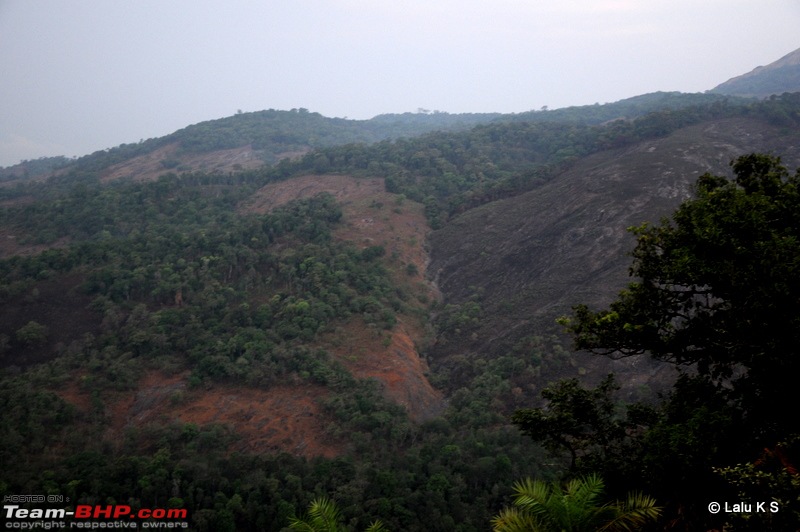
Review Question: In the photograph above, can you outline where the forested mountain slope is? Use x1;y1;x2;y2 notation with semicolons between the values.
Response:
2;91;800;530
1;91;740;184
0;109;503;183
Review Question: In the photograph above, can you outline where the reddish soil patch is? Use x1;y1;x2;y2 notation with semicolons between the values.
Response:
323;320;444;421
326;183;445;420
241;174;387;213
331;183;439;302
273;148;312;161
170;383;338;457
57;376;93;413
244;174;445;420
243;174;439;298
57;371;341;459
100;144;180;183
178;145;265;175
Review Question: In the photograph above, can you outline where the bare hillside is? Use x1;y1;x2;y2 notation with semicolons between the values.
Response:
428;115;800;389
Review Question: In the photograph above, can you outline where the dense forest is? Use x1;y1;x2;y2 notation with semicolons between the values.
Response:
0;170;559;530
2;92;800;530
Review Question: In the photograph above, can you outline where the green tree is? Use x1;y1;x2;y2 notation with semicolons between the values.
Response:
553;153;800;528
511;375;638;472
491;474;661;532
560;153;800;441
15;320;49;347
715;437;800;531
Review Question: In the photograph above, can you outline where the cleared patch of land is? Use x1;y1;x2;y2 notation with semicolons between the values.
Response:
245;174;445;421
57;370;342;458
101;143;267;183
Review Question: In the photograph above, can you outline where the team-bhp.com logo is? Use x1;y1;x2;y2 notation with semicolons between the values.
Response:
4;503;188;528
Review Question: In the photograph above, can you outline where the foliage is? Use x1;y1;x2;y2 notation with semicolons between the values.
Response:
0;92;737;181
269;93;800;227
0;169;553;531
5;94;800;530
511;375;635;472
289;497;347;532
714;437;800;531
543;153;800;529
15;320;49;347
491;474;661;532
560;154;800;435
7;109;500;180
290;497;388;532
0;155;72;181
507;91;747;125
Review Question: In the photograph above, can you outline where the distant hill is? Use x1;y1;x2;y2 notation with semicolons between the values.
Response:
507;91;742;124
711;46;800;98
0;92;745;184
0;109;501;182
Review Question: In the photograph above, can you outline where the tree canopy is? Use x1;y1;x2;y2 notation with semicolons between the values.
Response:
542;153;800;529
561;153;800;435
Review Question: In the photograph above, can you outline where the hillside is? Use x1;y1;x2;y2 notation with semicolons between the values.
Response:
0;109;502;184
0;92;741;185
3;90;800;529
241;174;444;420
427;114;800;393
711;46;800;98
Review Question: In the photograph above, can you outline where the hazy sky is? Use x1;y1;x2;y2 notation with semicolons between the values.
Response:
1;1;798;167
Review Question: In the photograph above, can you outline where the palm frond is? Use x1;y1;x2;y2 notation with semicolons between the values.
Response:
566;473;604;508
512;477;552;511
597;491;662;532
491;506;542;532
289;497;345;532
494;475;662;532
365;519;389;532
288;516;318;532
310;497;344;532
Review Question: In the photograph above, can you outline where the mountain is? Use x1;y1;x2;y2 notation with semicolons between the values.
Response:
0;109;502;183
427;113;800;393
0;92;740;184
711;46;800;98
2;82;800;527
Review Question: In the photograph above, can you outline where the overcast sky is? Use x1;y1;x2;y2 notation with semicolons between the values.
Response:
1;0;798;167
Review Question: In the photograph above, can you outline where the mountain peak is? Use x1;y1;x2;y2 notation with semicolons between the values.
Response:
711;46;800;98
